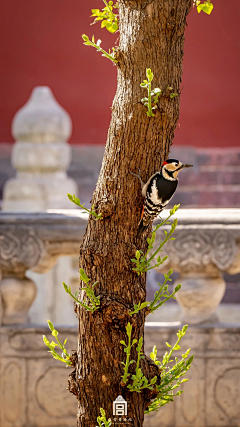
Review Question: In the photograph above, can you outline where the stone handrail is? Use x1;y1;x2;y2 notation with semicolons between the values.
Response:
1;208;240;325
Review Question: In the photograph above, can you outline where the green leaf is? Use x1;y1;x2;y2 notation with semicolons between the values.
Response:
80;268;90;284
50;341;57;348
174;344;181;350
151;376;157;384
136;250;141;259
136;337;143;352
47;320;54;332
101;19;107;28
186;355;194;366
197;1;213;14
120;340;126;346
106;21;118;33
63;282;68;292
82;34;89;42
146;68;153;82
140;301;149;309
165;342;172;348
126;322;132;335
43;335;50;346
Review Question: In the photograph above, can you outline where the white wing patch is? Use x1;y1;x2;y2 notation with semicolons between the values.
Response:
150;178;162;204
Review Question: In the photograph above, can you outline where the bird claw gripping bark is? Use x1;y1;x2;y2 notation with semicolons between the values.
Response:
130;168;145;189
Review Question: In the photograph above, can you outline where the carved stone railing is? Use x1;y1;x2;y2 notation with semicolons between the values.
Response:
0;211;87;325
1;208;239;325
153;208;240;324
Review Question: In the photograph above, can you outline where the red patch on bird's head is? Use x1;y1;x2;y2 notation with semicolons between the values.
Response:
163;161;168;166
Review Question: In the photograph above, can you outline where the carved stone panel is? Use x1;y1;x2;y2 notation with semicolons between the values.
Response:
143;400;175;427
154;229;239;275
0;358;27;427
206;358;240;426
0;229;44;276
27;358;77;426
175;359;205;427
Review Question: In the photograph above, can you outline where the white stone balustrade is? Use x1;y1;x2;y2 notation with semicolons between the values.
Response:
153;208;240;324
2;86;78;211
0;211;87;325
1;208;240;325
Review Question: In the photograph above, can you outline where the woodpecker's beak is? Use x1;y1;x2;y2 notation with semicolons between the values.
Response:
175;164;193;172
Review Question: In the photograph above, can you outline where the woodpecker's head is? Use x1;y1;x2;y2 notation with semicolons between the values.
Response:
161;159;193;180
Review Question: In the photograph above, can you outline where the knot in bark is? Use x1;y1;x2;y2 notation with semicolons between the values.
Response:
100;294;131;326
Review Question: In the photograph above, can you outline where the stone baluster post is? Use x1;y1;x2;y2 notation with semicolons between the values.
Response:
2;86;78;211
0;232;43;325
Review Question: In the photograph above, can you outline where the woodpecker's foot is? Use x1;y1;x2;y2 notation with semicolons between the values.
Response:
130;168;145;188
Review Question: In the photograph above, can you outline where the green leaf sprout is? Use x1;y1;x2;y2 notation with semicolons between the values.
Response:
63;268;100;313
67;193;102;220
43;321;72;366
145;325;194;413
195;0;213;14
140;68;161;117
82;34;117;64
96;408;112;427
91;0;118;34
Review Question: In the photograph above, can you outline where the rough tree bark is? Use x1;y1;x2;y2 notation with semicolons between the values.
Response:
69;1;192;426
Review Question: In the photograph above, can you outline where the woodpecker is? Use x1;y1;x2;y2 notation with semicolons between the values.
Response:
131;159;193;236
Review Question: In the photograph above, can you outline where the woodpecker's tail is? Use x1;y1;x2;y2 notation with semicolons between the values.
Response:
137;217;151;237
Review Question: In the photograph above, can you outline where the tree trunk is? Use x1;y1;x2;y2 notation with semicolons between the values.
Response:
69;1;192;426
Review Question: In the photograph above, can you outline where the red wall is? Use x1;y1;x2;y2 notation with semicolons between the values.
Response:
0;0;240;147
